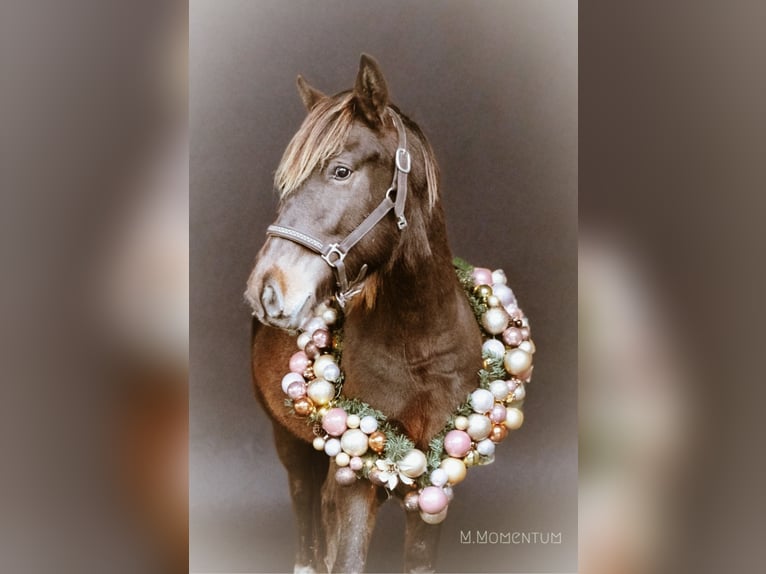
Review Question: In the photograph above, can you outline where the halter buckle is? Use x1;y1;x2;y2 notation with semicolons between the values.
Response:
395;148;411;174
321;243;346;267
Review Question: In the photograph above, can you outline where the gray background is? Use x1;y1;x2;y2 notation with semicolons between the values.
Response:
190;1;577;572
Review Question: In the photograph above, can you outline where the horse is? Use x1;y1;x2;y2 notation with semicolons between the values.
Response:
246;54;483;573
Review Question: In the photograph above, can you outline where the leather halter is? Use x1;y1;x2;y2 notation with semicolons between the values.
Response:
266;108;411;307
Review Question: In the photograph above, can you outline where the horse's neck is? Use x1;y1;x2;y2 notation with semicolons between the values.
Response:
341;213;483;446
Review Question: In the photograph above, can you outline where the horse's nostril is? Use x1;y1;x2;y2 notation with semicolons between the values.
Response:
261;279;284;318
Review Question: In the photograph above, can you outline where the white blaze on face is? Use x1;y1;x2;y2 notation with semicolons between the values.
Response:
245;238;331;330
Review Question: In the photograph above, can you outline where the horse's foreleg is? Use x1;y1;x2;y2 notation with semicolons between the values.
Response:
403;510;442;573
321;464;383;574
272;422;328;573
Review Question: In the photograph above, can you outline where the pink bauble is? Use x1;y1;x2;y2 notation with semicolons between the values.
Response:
502;327;523;347
418;486;449;514
471;267;493;286
312;328;331;349
289;351;310;373
443;430;472;458
349;456;363;471
322;408;348;437
490;403;507;423
286;381;307;399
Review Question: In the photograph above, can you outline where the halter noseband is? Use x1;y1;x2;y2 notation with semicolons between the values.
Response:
266;108;411;308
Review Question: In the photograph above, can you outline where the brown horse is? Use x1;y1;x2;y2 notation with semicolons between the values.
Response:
246;54;482;573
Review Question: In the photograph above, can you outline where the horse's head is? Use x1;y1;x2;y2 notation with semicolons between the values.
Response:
246;54;439;330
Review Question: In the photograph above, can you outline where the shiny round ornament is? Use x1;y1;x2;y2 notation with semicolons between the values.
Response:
487;295;501;308
443;485;454;502
476;438;496;456
489;379;510;400
346;414;360;429
359;416;378;434
490;403;507;424
335;466;356;486
418;486;449;514
430;468;448;487
307;379;334;406
286;381;307;400
502;327;523;347
296;332;311;350
312;328;331;349
465;450;481;467
335;452;350;467
304;341;320;359
281;372;305;394
518;340;535;354
323;363;341;382
440;457;467;484
399;449;428;478
340;429;369;456
467;413;492;441
491;269;507;285
321;308;338;325
471;267;493;286
490;424;509;443
482;339;506;359
520;327;530;340
303;317;326;336
312;437;325;451
312;355;336;379
505;407;524;430
482;307;510;334
368;431;387;453
443;430;472;458
470;388;495;414
511;383;526;401
349;456;363;471
420;507;448;524
504;348;533;376
324;438;341;457
322;408;348;437
403;491;420;512
454;416;469;431
492;283;515;306
474;284;493;299
289;351;310;374
293;397;314;417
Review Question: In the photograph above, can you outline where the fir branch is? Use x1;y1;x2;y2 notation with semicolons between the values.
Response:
383;431;415;462
335;397;387;421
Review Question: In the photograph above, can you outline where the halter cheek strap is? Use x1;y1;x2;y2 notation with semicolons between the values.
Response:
266;108;411;307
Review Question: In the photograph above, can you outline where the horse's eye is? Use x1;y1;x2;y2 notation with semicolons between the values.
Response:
332;166;352;180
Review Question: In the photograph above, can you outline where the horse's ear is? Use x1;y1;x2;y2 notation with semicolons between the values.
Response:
353;54;389;126
296;75;325;111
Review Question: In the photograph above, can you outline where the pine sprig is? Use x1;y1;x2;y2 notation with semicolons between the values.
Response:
382;430;415;462
335;397;387;421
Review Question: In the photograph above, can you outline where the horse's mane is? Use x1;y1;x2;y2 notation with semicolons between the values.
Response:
274;93;439;209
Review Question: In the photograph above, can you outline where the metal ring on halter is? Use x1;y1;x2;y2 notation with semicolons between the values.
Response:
321;244;347;267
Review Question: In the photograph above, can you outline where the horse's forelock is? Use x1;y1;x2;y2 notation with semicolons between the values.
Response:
275;97;439;210
275;94;355;197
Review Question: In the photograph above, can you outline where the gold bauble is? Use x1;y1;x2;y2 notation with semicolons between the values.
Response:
293;397;314;417
368;431;387;453
473;284;493;299
490;424;508;443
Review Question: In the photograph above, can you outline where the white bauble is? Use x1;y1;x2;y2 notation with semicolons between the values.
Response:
470;389;495;414
324;438;341;457
420;507;448;524
307;379;334;406
399;449;428;478
489;379;510;400
359;415;378;434
482;339;506;359
313;354;336;379
481;308;510;335
476;439;496;456
504;349;532;376
467;414;492;440
340;429;369;456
